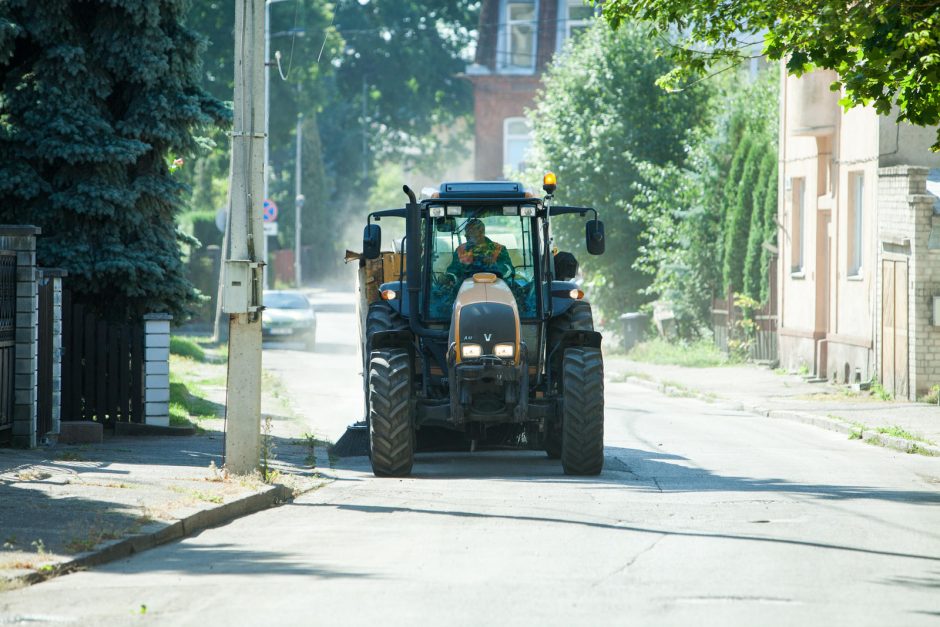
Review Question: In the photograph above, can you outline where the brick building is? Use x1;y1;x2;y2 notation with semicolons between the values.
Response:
777;65;940;399
466;0;596;180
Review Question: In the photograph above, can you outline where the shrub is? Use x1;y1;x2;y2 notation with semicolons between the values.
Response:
170;337;207;362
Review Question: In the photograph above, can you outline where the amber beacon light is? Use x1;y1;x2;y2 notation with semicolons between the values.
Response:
543;172;557;195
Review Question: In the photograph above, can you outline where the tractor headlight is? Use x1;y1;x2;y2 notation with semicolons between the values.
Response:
461;344;482;359
494;343;514;358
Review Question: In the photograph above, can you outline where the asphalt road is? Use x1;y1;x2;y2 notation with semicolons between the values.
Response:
2;292;939;626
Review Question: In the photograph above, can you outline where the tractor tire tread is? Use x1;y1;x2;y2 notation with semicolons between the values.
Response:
561;347;604;475
544;301;595;458
369;349;414;477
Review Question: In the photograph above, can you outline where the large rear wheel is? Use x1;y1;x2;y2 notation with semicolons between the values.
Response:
369;348;414;477
545;301;594;459
363;302;408;442
561;347;604;475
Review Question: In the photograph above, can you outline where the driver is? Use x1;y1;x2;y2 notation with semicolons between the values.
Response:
447;218;514;281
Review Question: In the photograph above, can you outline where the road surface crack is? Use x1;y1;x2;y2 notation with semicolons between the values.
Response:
596;534;666;583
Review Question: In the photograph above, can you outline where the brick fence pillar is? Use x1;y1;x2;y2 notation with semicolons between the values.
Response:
143;313;172;426
0;226;41;448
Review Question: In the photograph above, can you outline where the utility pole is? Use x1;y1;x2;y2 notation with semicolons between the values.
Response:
294;112;304;287
223;0;266;474
361;75;368;180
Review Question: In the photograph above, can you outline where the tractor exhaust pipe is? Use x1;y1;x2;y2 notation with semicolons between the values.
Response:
404;185;447;340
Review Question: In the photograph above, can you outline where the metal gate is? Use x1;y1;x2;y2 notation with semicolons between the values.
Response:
61;291;145;425
0;253;16;441
881;259;909;398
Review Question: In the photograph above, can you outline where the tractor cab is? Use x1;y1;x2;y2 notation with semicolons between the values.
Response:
357;175;606;477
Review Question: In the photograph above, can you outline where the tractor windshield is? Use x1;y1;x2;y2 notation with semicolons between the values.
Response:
428;207;537;319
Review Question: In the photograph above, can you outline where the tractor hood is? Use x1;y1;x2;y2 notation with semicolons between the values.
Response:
450;273;520;364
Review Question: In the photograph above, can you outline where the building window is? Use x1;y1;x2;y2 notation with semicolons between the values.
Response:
564;0;596;40
500;1;537;71
791;178;805;273
556;0;599;51
848;172;864;277
503;117;533;176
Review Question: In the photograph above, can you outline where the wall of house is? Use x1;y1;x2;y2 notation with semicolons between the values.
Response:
779;63;940;391
780;68;902;382
469;0;564;180
778;71;827;373
470;75;540;180
875;166;940;399
880;116;940;169
823;104;879;382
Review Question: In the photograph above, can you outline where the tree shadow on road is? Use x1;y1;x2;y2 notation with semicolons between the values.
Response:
299;498;940;565
296;495;940;566
883;571;940;589
109;541;372;580
330;444;940;506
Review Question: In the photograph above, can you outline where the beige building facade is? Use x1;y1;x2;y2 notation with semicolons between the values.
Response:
777;64;940;399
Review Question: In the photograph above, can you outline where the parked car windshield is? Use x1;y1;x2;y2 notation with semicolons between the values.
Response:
264;292;310;310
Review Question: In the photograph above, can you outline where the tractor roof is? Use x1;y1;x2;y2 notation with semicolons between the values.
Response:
435;181;529;200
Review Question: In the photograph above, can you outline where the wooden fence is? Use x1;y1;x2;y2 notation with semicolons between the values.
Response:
711;257;779;363
60;291;145;425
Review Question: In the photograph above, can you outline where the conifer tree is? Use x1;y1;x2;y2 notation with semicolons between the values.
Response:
759;160;780;304
722;136;762;293
743;149;776;300
0;0;227;319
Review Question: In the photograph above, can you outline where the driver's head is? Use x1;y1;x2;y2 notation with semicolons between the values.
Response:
465;219;485;246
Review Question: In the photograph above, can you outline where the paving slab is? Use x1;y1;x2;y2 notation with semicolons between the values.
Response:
605;356;940;456
0;416;331;589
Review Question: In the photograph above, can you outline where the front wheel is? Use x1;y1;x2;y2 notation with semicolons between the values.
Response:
368;348;415;477
561;347;604;475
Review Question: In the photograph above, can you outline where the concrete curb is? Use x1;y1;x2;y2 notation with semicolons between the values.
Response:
2;483;295;589
620;375;940;458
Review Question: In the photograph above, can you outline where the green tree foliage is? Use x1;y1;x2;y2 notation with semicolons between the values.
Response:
597;0;940;150
758;158;779;303
629;67;777;336
743;150;777;300
320;0;478;182
180;1;478;281
528;21;710;320
723;140;762;293
0;0;227;319
631;156;718;336
295;111;335;278
719;133;752;277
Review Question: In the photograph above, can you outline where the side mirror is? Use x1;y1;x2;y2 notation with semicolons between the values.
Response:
363;223;381;260
586;219;605;255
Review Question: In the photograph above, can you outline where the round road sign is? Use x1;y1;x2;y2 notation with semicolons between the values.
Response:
262;199;278;223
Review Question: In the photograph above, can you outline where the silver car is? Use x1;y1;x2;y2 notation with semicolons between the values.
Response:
262;290;317;350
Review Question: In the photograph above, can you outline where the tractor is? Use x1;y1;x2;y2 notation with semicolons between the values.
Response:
358;174;606;477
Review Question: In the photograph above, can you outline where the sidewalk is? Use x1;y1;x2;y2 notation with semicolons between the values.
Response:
0;387;333;590
606;356;940;457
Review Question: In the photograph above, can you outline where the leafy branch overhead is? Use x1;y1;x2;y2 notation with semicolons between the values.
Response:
597;0;940;149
